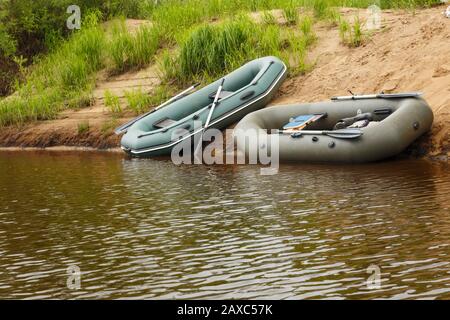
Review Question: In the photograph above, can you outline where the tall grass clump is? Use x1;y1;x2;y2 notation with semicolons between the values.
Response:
108;20;160;73
104;90;122;114
282;5;299;25
163;15;316;85
262;10;278;25
124;88;151;114
108;21;133;72
284;30;311;76
339;16;364;47
150;1;208;43
177;18;254;83
299;15;316;45
124;85;173;114
312;0;329;19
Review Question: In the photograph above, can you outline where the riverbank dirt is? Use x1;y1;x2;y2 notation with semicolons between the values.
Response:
0;7;449;159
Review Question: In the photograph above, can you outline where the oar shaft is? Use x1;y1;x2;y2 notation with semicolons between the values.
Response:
114;82;200;134
331;94;377;101
280;129;362;139
331;92;422;101
204;78;225;130
194;79;225;158
282;130;353;135
155;83;200;112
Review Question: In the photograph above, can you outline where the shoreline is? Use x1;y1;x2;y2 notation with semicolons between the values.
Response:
0;134;447;163
0;146;123;153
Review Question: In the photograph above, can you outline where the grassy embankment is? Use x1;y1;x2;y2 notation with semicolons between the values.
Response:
0;0;441;129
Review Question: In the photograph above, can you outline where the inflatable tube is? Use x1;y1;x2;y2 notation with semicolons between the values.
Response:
233;95;433;163
120;56;287;157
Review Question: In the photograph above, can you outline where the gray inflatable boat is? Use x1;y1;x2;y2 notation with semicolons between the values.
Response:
234;93;433;163
119;56;287;157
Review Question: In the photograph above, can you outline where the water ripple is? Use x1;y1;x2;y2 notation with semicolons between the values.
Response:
0;152;449;299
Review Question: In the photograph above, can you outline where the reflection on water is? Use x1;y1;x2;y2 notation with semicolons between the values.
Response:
0;151;449;299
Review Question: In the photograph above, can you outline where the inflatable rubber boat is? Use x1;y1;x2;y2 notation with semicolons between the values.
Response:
118;56;287;157
234;93;433;163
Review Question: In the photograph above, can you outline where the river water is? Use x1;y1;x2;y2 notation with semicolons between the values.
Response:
0;151;449;299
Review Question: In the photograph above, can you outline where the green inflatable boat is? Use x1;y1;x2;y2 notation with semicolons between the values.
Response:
234;93;433;163
118;56;287;157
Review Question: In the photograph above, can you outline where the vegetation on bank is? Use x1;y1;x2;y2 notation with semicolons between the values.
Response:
0;0;443;127
108;20;160;73
339;16;364;47
160;14;315;86
0;12;104;126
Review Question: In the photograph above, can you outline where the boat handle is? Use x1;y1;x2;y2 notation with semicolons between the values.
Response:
240;91;255;101
373;108;392;115
251;61;274;85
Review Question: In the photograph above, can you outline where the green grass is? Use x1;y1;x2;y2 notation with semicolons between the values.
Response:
108;20;160;73
161;15;316;86
146;85;174;109
144;1;440;47
339;15;364;47
124;85;174;115
262;10;278;25
282;5;299;25
104;90;122;114
0;14;104;126
300;15;316;45
124;88;150;114
312;0;329;18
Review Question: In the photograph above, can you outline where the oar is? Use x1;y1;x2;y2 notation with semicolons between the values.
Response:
114;82;200;135
194;78;225;156
280;128;363;139
331;92;422;101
